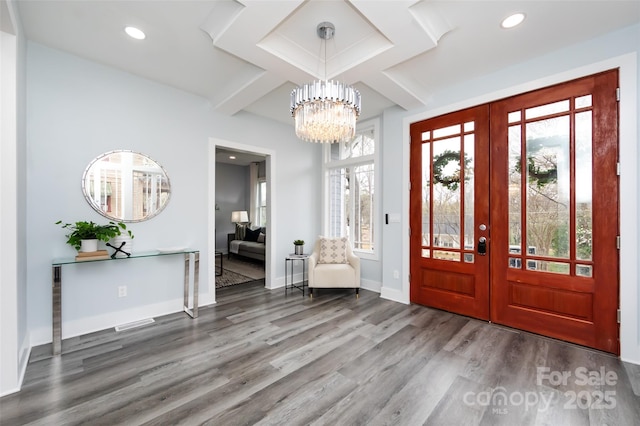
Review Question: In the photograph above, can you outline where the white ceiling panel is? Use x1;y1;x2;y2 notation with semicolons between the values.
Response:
16;0;640;128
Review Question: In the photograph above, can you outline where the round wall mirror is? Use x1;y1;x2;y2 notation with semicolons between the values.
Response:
82;150;171;222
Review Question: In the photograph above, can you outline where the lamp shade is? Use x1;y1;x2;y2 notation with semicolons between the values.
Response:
231;210;248;223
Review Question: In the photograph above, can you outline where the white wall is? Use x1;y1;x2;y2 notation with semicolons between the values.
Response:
25;42;321;347
379;105;407;302
379;23;640;363
0;0;28;397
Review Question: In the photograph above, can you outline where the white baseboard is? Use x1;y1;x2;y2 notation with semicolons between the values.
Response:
0;334;31;397
0;383;21;397
30;297;200;346
268;275;286;290
621;339;640;366
18;333;30;384
380;286;409;304
199;293;215;306
268;276;381;293
361;278;381;293
621;355;640;366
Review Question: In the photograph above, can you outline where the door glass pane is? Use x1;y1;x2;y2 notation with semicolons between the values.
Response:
433;124;460;139
527;260;570;275
575;95;592;109
433;137;462;250
525;116;570;259
464;134;475;253
509;125;522;252
525;100;570;120
575;111;593;261
433;250;460;262
576;264;593;277
422;143;431;249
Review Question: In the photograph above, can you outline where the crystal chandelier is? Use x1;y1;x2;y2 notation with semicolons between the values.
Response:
290;22;361;143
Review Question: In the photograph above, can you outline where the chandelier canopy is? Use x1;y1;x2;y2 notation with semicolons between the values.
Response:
290;22;361;143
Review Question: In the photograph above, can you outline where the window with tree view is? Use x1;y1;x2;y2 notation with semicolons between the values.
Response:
325;120;377;255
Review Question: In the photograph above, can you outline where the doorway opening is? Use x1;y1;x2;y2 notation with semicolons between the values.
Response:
209;138;276;298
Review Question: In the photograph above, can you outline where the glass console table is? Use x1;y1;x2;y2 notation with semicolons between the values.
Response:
51;249;199;355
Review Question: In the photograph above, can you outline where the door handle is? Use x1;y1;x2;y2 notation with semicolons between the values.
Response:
478;237;487;256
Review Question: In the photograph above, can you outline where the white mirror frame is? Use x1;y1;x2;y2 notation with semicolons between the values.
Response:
82;150;171;222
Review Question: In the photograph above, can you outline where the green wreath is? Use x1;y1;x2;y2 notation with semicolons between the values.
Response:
432;150;470;191
515;156;557;188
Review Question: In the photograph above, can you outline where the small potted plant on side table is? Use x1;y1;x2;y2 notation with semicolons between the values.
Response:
56;220;133;254
293;239;305;255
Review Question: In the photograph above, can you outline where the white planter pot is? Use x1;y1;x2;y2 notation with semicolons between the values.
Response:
80;239;98;253
111;235;133;258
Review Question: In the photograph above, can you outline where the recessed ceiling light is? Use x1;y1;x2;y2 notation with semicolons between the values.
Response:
125;26;146;40
229;156;236;160
501;13;526;29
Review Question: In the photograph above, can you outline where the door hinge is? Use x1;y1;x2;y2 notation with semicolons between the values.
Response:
616;162;621;176
616;235;620;249
408;274;411;283
616;87;620;102
408;181;412;191
617;309;621;324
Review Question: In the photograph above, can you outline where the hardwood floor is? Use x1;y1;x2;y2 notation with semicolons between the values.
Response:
2;280;639;425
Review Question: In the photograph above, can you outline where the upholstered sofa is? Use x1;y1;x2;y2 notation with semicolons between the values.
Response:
227;226;266;262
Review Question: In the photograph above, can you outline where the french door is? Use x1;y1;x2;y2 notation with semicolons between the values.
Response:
410;70;620;354
410;105;491;320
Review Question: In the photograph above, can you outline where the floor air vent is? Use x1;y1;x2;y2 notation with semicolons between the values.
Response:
115;318;155;332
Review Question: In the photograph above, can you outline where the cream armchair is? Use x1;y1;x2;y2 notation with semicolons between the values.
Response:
308;237;361;298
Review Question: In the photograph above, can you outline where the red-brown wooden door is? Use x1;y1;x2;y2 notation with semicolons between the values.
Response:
410;105;491;320
490;70;619;354
410;70;619;354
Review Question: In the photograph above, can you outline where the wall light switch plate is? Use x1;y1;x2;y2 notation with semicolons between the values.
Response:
388;213;401;223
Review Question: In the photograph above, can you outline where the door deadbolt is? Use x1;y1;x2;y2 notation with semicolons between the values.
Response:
478;237;487;255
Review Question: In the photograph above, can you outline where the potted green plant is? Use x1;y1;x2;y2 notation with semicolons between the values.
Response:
293;239;304;255
56;220;133;252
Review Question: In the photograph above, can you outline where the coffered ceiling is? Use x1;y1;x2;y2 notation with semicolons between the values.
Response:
16;1;640;126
